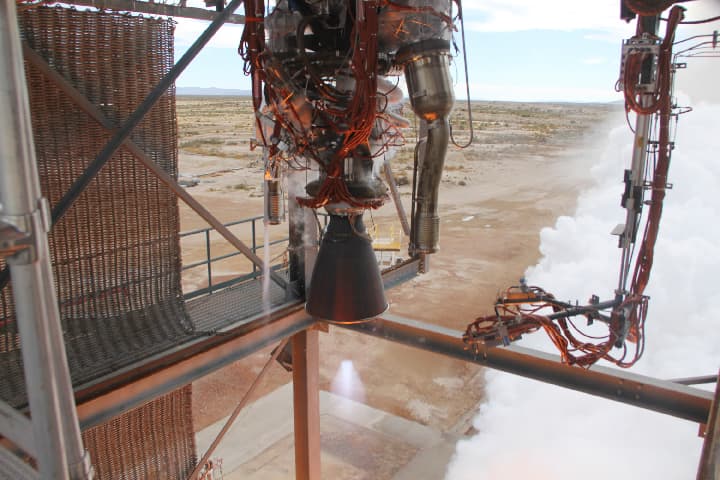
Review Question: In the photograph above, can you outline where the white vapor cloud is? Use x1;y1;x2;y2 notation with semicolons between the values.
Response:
445;54;720;479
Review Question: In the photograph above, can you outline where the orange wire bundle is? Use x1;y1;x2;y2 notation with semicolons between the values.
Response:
241;0;396;209
464;286;648;368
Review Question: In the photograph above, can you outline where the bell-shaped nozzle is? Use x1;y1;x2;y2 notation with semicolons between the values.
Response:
306;214;387;324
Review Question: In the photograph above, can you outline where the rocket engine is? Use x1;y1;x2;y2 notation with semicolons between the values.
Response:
240;0;455;323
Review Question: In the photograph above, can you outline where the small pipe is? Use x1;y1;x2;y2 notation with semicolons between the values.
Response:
412;119;449;253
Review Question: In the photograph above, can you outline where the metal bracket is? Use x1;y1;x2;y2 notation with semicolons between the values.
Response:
618;35;661;92
0;198;51;264
0;214;33;259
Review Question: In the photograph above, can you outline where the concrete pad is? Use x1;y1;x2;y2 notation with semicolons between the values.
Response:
196;382;460;479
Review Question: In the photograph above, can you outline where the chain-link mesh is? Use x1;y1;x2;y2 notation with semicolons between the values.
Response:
0;7;196;478
82;385;196;479
0;5;196;407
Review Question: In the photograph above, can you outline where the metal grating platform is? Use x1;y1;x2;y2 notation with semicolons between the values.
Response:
187;270;296;333
0;5;300;410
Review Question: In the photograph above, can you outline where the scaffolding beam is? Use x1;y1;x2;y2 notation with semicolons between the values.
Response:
62;0;246;24
72;261;422;429
292;329;321;480
0;0;280;293
341;314;713;424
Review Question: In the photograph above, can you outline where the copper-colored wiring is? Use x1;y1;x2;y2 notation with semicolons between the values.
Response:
465;7;684;368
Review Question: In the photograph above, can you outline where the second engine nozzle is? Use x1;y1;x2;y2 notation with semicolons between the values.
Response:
305;214;387;324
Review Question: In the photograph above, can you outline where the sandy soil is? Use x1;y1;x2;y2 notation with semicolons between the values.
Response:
177;97;618;439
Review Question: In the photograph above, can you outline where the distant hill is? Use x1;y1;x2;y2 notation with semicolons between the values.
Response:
177;87;251;96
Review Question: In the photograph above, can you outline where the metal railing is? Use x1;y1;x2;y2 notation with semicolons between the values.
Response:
180;215;289;299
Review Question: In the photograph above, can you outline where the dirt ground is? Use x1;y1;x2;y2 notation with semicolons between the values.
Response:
177;97;618;447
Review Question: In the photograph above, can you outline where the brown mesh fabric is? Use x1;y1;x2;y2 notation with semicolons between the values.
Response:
0;7;200;408
82;385;196;479
0;6;198;478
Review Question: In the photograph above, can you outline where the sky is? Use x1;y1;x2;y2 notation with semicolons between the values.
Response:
174;0;644;102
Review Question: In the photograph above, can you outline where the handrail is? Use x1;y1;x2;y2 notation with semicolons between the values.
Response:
180;215;290;298
179;215;266;238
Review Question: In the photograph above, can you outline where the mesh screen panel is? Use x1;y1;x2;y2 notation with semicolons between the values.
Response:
82;385;196;479
0;7;196;478
0;6;197;408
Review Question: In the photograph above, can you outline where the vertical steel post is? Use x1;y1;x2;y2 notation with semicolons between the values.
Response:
0;1;91;478
292;329;321;480
697;371;720;479
252;218;257;276
205;229;213;294
617;15;659;293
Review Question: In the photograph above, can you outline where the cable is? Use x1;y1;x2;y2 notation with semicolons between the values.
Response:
449;0;474;149
680;14;720;25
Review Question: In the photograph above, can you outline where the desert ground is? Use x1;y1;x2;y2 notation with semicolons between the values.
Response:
177;96;619;477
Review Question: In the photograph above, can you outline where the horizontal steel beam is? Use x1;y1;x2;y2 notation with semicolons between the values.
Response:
63;0;246;24
73;260;420;428
341;314;713;424
76;305;313;429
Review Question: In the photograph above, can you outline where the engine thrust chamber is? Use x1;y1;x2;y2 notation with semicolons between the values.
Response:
305;214;387;324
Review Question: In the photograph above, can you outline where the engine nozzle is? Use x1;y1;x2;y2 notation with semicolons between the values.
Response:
305;214;387;323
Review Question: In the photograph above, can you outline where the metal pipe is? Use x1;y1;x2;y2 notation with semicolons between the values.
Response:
672;375;718;386
617;16;660;294
340;314;712;423
411;118;449;253
0;1;90;477
404;51;454;254
0;0;247;292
